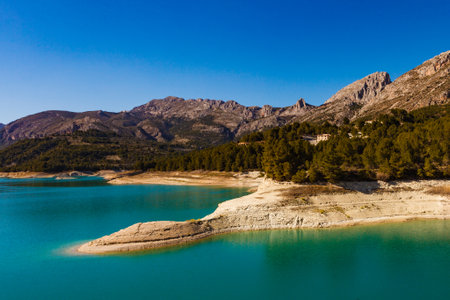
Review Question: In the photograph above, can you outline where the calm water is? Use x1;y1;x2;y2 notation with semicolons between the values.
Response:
0;177;448;299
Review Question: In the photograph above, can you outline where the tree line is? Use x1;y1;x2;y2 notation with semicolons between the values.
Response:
0;130;175;172
143;105;449;182
0;105;448;182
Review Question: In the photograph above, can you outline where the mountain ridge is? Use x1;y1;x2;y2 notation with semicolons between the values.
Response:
0;97;314;147
356;50;450;118
0;50;449;147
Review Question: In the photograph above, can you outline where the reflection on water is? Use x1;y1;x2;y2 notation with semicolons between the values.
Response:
0;177;448;300
211;221;450;299
0;176;108;188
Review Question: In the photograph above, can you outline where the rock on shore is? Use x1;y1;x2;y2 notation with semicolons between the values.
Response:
78;179;449;254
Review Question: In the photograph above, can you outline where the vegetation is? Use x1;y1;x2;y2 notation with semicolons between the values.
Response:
426;185;450;196
146;105;449;182
0;105;448;183
0;130;180;172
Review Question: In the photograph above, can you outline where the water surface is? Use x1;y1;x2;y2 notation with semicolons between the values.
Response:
0;177;448;299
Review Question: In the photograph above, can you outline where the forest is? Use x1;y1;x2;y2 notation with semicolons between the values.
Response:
146;104;449;182
0;130;181;172
0;105;448;182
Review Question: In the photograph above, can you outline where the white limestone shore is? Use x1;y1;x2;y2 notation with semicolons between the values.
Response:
77;174;449;254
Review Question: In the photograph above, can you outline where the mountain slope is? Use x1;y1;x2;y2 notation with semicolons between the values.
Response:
295;72;391;123
292;50;449;124
356;50;450;118
1;51;448;147
0;97;313;147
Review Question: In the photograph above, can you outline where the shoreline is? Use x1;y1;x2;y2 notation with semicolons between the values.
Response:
0;170;263;189
1;170;448;254
77;176;449;254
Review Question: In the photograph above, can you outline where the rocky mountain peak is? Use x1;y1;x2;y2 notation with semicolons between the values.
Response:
356;50;450;117
278;98;313;117
417;50;450;77
293;98;307;110
325;72;391;105
261;105;273;116
163;96;184;102
2;51;448;147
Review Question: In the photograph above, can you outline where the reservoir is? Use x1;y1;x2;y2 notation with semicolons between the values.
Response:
0;177;448;299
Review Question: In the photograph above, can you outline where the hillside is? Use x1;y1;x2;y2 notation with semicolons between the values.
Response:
0;51;448;149
2;104;448;181
149;104;449;182
356;50;450;118
295;72;392;123
295;50;450;123
0;97;313;148
0;130;178;172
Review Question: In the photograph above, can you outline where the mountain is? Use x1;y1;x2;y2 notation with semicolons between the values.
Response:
0;97;313;147
296;50;450;124
0;123;4;129
295;72;391;123
1;51;448;147
356;50;450;118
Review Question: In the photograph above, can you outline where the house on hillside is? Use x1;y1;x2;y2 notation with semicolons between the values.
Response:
316;134;331;142
302;134;331;145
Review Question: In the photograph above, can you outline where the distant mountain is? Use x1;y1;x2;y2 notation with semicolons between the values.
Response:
1;51;448;147
296;50;450;123
295;71;392;123
0;97;313;147
356;50;450;118
0;123;4;129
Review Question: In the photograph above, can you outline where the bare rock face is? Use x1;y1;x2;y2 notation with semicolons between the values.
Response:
295;72;392;124
0;97;313;147
294;50;449;124
324;72;391;105
357;50;450;118
77;220;215;253
2;51;448;146
280;98;310;116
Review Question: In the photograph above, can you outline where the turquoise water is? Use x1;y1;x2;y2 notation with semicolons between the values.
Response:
0;177;448;299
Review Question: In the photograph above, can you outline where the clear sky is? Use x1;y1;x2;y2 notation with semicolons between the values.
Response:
0;0;449;123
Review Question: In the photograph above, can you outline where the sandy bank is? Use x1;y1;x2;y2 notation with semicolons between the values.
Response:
0;171;109;179
0;171;57;178
0;170;263;188
0;170;138;180
106;171;263;188
78;178;449;254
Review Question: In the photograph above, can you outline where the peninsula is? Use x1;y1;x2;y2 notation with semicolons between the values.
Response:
78;172;449;254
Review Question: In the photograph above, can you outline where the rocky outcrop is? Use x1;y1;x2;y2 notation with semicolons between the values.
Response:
2;51;449;146
324;72;391;105
294;72;391;124
78;179;449;254
293;51;449;124
78;220;215;253
356;50;450;118
0;97;313;147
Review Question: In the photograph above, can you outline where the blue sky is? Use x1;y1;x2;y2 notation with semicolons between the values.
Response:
0;0;449;123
